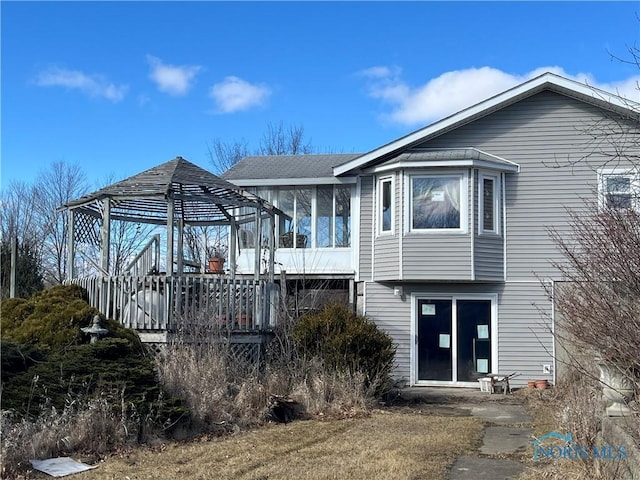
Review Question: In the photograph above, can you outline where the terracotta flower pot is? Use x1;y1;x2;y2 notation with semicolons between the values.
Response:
527;381;536;389
535;379;549;390
208;257;225;273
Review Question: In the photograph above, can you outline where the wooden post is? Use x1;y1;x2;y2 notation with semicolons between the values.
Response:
229;218;237;279
9;237;17;298
176;218;184;275
254;212;261;281
100;198;111;275
67;209;75;280
166;199;174;275
268;212;275;282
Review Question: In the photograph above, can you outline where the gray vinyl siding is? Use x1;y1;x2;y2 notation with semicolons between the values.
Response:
497;282;554;385
474;236;504;280
401;235;472;280
358;176;374;281
416;90;638;280
374;236;400;279
364;280;554;387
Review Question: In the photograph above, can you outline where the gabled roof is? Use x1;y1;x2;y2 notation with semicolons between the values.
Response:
62;156;278;225
334;73;640;176
222;153;361;186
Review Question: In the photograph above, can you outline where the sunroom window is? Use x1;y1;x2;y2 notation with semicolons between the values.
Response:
411;174;465;231
276;185;351;248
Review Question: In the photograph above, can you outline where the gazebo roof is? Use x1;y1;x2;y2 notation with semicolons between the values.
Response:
62;156;277;225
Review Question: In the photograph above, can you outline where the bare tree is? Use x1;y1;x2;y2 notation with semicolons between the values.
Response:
0;180;43;251
33;161;89;284
208;121;312;174
207;138;249;175
258;122;312;156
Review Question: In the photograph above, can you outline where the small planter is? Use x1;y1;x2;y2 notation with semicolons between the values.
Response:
208;257;225;273
535;379;549;390
527;381;536;389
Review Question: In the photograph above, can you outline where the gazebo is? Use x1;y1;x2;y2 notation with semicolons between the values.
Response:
61;156;282;343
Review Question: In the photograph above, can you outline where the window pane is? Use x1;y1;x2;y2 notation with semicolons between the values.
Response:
607;176;631;193
335;185;351;247
605;176;633;209
412;176;460;229
382;180;392;232
278;188;294;247
296;188;312;248
316;186;333;247
482;178;494;231
607;194;632;209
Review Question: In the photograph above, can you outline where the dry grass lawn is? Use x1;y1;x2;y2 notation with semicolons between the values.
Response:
62;411;483;480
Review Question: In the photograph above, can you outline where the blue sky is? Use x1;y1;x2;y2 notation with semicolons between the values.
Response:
2;1;640;190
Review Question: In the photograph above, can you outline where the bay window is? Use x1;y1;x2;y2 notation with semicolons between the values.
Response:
410;174;466;232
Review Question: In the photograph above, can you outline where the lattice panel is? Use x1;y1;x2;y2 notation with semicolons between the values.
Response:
74;211;101;246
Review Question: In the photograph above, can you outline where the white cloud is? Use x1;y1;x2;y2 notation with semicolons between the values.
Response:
209;76;271;113
34;67;128;102
147;55;201;96
360;66;640;126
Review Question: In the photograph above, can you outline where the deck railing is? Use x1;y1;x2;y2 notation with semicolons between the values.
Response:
70;275;278;333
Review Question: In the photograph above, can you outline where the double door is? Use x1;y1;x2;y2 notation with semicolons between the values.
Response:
416;297;494;384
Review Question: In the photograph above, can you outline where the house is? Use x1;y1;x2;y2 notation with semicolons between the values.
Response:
222;73;640;388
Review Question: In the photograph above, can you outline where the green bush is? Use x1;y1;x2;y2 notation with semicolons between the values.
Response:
0;285;186;428
293;303;395;393
1;284;139;349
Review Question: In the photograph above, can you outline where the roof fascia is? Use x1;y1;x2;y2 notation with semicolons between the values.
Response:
368;158;520;174
334;73;640;176
228;177;358;187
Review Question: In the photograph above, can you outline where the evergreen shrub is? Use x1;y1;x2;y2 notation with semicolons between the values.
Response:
293;303;395;393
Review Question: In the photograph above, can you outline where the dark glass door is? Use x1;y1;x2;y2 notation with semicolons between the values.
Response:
417;299;452;381
456;300;492;382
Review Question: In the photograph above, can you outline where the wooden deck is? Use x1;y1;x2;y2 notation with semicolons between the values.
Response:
71;275;279;342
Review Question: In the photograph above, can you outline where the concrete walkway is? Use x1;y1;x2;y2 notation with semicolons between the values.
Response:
399;387;532;479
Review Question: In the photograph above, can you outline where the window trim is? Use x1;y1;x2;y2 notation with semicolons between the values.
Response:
597;168;640;211
407;171;468;234
478;172;500;235
377;175;394;236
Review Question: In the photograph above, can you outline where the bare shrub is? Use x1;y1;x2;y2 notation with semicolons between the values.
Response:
551;206;640;387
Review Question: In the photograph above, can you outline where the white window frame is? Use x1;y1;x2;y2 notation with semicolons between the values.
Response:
407;171;468;234
377;175;394;236
478;172;500;235
597;168;640;211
